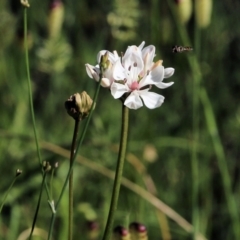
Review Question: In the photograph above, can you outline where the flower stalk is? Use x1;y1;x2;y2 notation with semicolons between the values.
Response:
102;104;129;240
68;119;80;240
0;170;22;214
28;163;51;240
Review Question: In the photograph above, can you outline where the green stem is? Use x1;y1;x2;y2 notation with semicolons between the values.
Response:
102;104;129;240
23;8;50;198
68;120;80;240
28;172;47;240
0;176;18;213
47;77;103;240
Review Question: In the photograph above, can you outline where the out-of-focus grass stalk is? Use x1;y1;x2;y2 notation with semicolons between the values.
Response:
0;171;22;213
167;0;240;238
102;104;129;240
23;8;50;197
47;73;103;240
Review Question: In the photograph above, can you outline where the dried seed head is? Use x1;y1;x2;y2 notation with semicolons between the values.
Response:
65;92;94;120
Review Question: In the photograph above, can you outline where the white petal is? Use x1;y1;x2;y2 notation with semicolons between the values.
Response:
140;90;165;109
164;68;175;78
142;45;155;69
124;91;143;109
101;78;112;87
124;53;144;83
138;41;145;50
156;81;174;89
111;82;129;99
85;64;100;81
113;60;127;80
150;65;164;83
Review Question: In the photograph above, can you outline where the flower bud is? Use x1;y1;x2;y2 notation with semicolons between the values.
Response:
42;161;51;172
15;169;22;177
174;0;192;25
100;52;111;72
65;92;94;120
112;226;130;240
54;162;59;168
48;0;64;38
86;221;99;240
129;222;148;240
20;0;30;8
195;0;212;28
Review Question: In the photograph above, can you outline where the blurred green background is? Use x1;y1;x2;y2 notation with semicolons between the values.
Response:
0;0;240;239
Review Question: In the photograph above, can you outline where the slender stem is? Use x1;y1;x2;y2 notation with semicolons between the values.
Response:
68;120;80;240
47;76;103;240
28;173;47;240
0;176;18;213
23;8;50;198
102;104;129;240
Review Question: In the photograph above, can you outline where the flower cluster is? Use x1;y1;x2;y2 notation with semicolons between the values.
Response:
85;42;174;110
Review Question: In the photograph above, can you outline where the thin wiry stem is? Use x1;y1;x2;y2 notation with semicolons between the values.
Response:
23;8;50;198
47;78;103;240
68;119;80;240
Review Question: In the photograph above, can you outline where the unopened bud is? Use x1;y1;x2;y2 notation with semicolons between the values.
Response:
48;0;64;38
174;0;192;25
113;226;130;240
100;52;110;72
86;221;99;240
20;0;30;8
195;0;212;28
54;162;59;168
15;169;22;177
65;92;94;120
42;161;51;172
129;222;148;240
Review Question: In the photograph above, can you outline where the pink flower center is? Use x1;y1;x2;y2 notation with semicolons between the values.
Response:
130;81;139;90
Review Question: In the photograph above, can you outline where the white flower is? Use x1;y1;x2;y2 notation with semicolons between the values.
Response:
110;42;175;110
85;41;175;110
